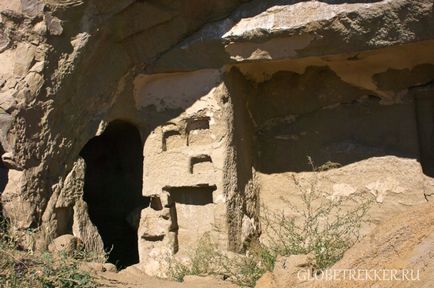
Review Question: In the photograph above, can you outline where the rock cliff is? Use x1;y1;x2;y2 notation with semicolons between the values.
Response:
0;0;433;282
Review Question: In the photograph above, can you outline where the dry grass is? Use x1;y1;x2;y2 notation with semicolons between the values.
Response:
0;217;97;288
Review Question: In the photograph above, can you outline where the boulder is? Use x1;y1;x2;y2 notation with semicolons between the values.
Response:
48;234;82;255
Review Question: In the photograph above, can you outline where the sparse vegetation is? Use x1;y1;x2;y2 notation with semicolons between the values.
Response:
169;234;270;287
316;161;342;172
216;243;275;287
169;157;373;287
262;157;373;269
0;217;98;288
169;234;217;282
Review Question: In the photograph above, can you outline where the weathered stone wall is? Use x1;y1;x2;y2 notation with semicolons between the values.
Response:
135;70;233;275
0;0;248;252
0;0;433;277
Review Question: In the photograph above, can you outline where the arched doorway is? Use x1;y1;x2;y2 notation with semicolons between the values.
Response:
80;120;149;268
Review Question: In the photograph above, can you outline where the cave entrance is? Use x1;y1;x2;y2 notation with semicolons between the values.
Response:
0;145;8;194
0;144;8;224
80;120;149;268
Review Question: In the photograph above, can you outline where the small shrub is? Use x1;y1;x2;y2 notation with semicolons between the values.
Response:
168;233;218;282
262;157;373;269
0;217;97;288
170;157;373;287
317;161;342;171
169;235;270;287
216;245;271;287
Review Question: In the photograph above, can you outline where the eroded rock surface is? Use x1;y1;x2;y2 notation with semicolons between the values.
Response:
0;0;433;283
293;202;434;288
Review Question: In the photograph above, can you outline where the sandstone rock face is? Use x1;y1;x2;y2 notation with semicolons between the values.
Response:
255;254;314;288
259;156;434;240
291;202;434;288
256;203;434;288
0;0;433;280
255;271;276;288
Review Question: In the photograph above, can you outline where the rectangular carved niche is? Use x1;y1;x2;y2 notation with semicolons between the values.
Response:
168;186;215;205
190;155;213;174
166;185;216;252
186;117;211;146
162;130;183;151
54;206;74;235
